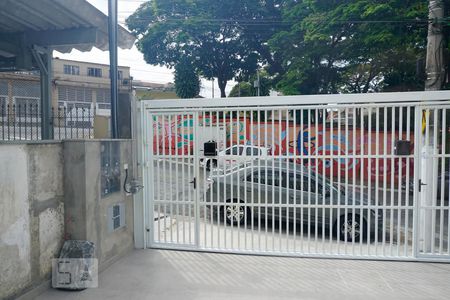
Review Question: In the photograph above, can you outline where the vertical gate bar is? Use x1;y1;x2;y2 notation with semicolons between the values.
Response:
299;109;305;254
382;106;388;256
145;110;151;247
243;110;248;251
264;109;269;252
230;110;234;250
424;108;430;255
222;110;227;249
359;107;365;255
367;107;372;256
186;113;190;244
175;114;180;245
163;115;168;244
286;109;290;253
412;106;421;258
156;115;161;243
352;107;357;256
431;108;438;254
344;107;349;255
337;108;342;254
168;115;173;244
293;108;297;253
258;110;267;250
397;106;403;257
375;107;380;256
329;108;334;254
210;110;215;248
308;108;312;253
181;113;186;244
271;109;275;252
322;107;327;254
189;113;193;245
404;106;411;256
216;110;223;249
202;111;207;248
314;108;319;254
278;109;282;252
251;109;256;252
439;108;445;254
389;107;396;255
237;110;241;251
194;111;201;249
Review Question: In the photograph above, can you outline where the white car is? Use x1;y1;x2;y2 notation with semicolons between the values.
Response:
201;144;271;170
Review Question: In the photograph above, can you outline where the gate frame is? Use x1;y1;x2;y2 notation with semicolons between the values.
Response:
139;91;450;262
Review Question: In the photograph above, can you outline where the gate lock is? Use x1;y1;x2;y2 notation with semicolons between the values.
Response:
204;141;217;157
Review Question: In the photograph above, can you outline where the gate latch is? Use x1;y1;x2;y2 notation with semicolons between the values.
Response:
418;179;427;192
190;177;197;189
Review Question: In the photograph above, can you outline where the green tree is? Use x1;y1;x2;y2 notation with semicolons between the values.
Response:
268;0;431;95
229;72;272;97
174;58;200;98
126;0;282;98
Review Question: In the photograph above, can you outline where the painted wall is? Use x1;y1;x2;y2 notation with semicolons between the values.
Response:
0;143;64;300
152;116;414;183
0;140;135;299
63;140;134;269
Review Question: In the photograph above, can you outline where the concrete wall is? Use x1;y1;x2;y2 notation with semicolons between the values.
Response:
0;143;64;299
63;140;134;268
0;140;134;299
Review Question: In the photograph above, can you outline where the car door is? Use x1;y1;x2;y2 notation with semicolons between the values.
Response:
287;172;323;225
243;167;275;219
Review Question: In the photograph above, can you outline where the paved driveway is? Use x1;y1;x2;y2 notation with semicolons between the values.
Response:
37;249;450;300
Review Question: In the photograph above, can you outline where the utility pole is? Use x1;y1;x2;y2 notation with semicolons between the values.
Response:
425;0;445;91
212;78;215;98
254;70;260;97
108;0;119;138
420;0;445;253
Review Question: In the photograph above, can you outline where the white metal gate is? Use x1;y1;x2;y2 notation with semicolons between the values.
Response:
141;91;450;261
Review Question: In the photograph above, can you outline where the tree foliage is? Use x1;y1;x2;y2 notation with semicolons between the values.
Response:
268;0;431;95
229;72;271;97
174;58;200;98
126;0;282;98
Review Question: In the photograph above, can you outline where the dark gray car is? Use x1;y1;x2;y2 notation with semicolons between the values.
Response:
205;160;382;242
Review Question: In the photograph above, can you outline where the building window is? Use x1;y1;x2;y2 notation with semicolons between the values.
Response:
87;67;102;78
63;65;80;75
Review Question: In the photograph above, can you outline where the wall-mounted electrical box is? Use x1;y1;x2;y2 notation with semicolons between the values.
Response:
101;141;121;197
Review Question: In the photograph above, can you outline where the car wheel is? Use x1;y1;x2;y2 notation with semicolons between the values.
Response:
336;214;367;242
223;201;247;226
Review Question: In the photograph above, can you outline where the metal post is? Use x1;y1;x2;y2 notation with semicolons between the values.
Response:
420;0;445;253
108;0;119;138
257;70;261;97
32;46;53;140
212;78;215;98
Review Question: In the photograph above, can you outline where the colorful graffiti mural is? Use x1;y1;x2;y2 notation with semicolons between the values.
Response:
152;115;414;183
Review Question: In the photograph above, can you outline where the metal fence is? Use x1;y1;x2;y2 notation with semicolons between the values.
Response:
0;104;95;140
141;92;450;261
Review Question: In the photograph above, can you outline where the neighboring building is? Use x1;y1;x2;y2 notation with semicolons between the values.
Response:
53;58;131;114
0;58;132;116
133;80;178;100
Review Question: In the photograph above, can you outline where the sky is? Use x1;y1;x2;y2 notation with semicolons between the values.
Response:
54;0;231;98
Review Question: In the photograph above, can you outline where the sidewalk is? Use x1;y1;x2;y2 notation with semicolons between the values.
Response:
37;249;450;300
